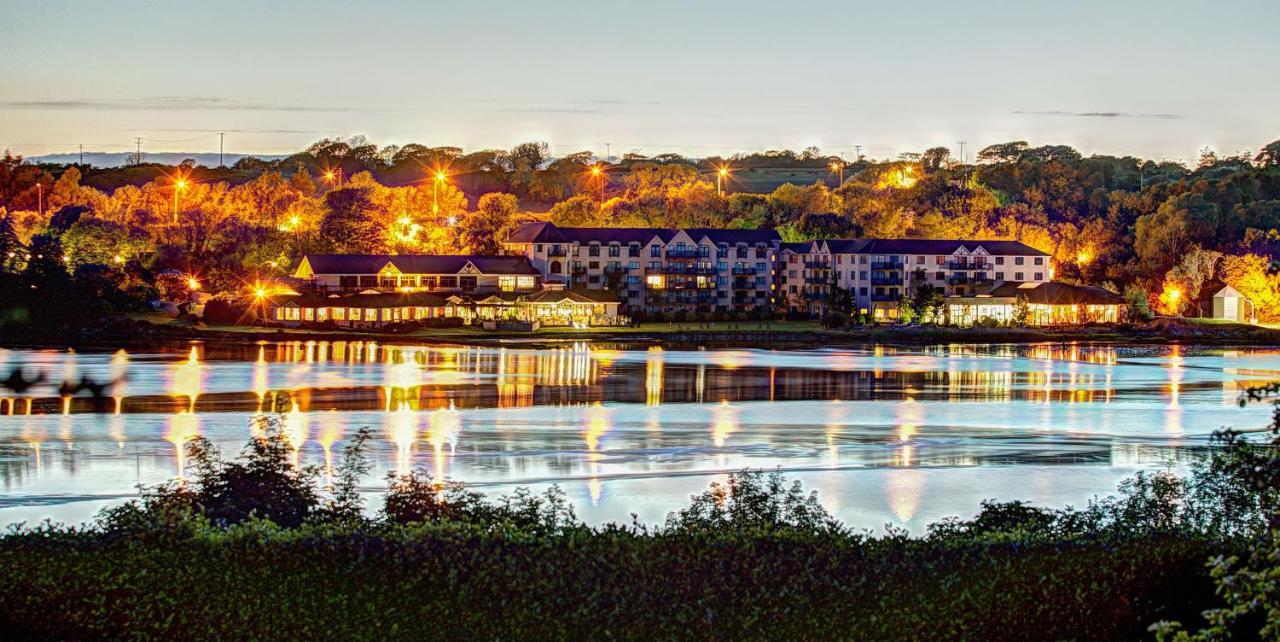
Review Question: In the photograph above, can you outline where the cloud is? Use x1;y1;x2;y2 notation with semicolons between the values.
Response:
1012;110;1182;120
495;107;610;114
0;97;353;112
144;127;324;134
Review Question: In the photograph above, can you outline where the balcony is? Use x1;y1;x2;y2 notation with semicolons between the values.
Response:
547;247;567;257
732;279;756;290
948;275;969;285
870;260;903;271
648;265;715;276
871;292;900;302
803;261;830;269
870;275;901;286
603;266;630;276
664;248;698;259
731;267;757;276
947;261;989;271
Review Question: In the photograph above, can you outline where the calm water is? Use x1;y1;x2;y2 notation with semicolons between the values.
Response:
0;340;1276;532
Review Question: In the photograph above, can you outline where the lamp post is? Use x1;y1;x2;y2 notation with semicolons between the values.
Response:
716;166;730;197
433;170;447;215
35;182;43;218
830;160;844;187
172;178;188;224
590;165;605;205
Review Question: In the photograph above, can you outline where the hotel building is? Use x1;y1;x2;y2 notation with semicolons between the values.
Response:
504;222;781;314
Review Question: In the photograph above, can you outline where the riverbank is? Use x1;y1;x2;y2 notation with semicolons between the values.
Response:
3;313;1279;351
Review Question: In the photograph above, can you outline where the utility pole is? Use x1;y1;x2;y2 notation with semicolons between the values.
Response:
134;137;143;165
853;145;862;162
78;144;84;165
218;132;225;167
957;141;967;164
605;142;611;163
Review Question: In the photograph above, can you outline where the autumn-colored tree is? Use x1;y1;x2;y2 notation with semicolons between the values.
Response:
320;188;387;254
456;193;520;254
1220;253;1280;322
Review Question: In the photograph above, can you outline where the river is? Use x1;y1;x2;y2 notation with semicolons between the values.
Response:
0;340;1276;531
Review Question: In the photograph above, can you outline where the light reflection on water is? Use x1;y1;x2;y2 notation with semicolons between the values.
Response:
0;340;1277;532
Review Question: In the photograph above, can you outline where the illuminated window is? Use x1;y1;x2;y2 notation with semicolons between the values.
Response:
646;275;665;289
499;276;517;291
334;308;346;321
517;276;536;289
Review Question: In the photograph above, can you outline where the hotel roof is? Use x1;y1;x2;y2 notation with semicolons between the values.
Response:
986;282;1125;305
506;222;780;246
298;254;540;276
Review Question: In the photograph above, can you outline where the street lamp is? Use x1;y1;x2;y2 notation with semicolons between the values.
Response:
590;164;606;205
716;165;730;197
35;182;43;218
172;178;188;224
433;170;448;215
830;160;844;187
323;168;342;190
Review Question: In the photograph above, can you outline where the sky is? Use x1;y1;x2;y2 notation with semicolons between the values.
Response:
2;0;1278;165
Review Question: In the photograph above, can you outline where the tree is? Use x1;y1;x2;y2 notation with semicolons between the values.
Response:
977;141;1029;164
457;193;520;254
921;147;951;173
290;169;316;198
319;188;386;253
62;218;147;269
1253;139;1280;168
1134;194;1220;273
1220;254;1280;322
548;196;603;227
509;141;550;170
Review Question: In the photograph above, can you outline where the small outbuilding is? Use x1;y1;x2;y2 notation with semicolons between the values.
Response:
1211;286;1254;323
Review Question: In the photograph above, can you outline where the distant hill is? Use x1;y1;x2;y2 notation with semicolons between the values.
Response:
29;152;288;168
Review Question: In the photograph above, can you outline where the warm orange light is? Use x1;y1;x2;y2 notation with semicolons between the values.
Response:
718;167;729;177
324;171;335;181
830;162;839;171
186;277;201;291
435;171;447;181
1076;251;1092;265
397;216;412;226
591;166;602;177
254;286;267;299
175;179;188;191
113;255;125;264
1168;288;1181;301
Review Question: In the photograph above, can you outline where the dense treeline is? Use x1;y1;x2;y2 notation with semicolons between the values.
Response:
1;137;1279;326
0;387;1276;640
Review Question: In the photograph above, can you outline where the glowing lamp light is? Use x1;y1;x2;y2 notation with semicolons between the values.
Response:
1076;251;1092;265
324;171;336;181
289;215;301;227
397;216;412;226
175;179;188;191
435;171;447;181
1168;288;1181;301
254;286;267;299
591;166;602;177
113;255;125;264
186;277;201;291
718;167;729;177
